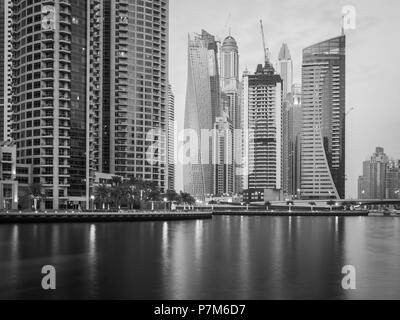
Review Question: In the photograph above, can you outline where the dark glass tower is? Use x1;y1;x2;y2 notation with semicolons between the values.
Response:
301;35;346;199
184;30;219;199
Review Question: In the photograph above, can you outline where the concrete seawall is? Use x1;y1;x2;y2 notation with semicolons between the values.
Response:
0;211;212;224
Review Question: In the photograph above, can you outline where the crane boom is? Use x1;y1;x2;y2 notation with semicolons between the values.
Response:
259;20;268;64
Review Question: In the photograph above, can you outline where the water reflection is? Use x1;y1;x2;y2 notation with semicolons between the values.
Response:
1;217;400;299
87;224;97;295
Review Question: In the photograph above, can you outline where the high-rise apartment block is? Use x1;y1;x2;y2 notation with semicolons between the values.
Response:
358;147;400;200
0;0;171;209
0;1;12;142
102;0;169;192
243;62;283;200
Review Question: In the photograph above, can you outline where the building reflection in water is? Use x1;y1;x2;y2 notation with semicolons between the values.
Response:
238;216;250;299
87;224;98;295
1;216;400;299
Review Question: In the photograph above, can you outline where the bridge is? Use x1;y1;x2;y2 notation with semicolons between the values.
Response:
345;199;400;206
210;199;400;210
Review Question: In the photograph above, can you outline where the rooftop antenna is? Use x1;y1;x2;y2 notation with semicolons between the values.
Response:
226;13;231;36
259;20;269;64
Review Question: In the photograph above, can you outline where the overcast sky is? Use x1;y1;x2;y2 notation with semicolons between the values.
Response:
169;0;400;198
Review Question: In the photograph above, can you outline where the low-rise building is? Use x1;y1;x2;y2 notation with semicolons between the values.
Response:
0;142;18;210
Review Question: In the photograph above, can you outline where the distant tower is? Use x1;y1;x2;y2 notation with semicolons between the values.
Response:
167;84;175;191
220;35;239;92
358;147;389;200
213;111;233;196
286;84;302;199
279;43;294;197
301;35;346;200
220;35;242;193
243;62;283;201
278;43;293;98
184;30;219;199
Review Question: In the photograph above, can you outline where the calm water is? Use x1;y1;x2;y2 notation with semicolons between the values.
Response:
1;216;400;300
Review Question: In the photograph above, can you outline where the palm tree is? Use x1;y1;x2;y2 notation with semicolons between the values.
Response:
309;201;316;212
327;200;336;211
124;183;137;210
147;182;161;202
110;184;127;210
28;183;46;211
180;191;196;209
111;176;123;187
165;189;179;202
95;184;110;210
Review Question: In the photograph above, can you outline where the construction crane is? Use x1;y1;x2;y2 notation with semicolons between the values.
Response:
345;107;355;117
259;19;269;64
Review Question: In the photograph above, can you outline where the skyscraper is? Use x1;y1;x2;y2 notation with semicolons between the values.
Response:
278;43;293;98
1;0;170;209
102;0;169;193
167;83;175;191
385;160;400;200
213;111;233;196
243;62;283;200
0;0;12;142
285;84;302;199
220;35;239;92
358;147;400;200
278;43;294;197
220;35;242;194
184;30;219;199
9;0;103;210
301;35;346;200
358;147;389;199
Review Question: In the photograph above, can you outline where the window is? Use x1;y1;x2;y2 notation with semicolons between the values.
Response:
2;153;12;161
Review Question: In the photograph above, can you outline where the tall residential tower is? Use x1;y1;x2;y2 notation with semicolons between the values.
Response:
243;62;283;201
10;0;103;209
220;35;241;194
0;0;12;142
278;43;294;197
102;0;169;193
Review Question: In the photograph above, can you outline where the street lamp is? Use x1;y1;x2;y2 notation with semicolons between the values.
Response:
90;195;95;213
163;197;168;212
